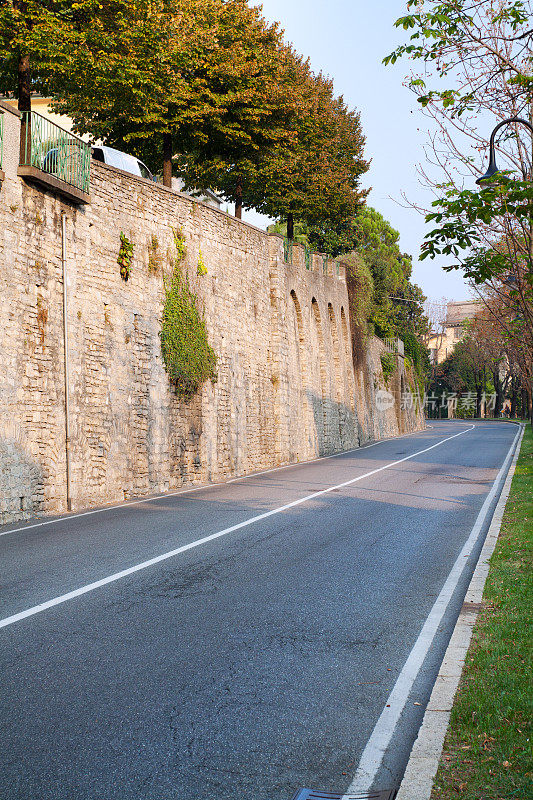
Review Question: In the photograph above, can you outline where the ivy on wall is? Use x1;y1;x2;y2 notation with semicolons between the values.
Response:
160;230;217;399
197;248;207;276
118;232;134;281
380;351;397;384
172;226;186;262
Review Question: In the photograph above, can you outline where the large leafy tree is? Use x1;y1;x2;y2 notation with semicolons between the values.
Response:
385;0;533;417
179;31;300;218
350;206;430;379
2;0;297;188
352;207;413;336
1;0;370;232
256;55;369;240
434;334;491;417
48;0;282;187
0;0;75;110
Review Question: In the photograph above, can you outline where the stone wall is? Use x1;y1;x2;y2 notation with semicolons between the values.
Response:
0;107;423;526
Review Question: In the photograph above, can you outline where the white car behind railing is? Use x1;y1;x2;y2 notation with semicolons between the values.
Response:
92;145;154;181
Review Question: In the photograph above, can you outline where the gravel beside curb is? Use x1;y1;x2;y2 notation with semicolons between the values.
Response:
396;423;525;800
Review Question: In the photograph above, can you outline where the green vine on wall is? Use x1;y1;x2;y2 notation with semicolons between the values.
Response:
172;226;187;262
160;228;216;398
118;232;134;281
380;351;397;384
197;248;208;276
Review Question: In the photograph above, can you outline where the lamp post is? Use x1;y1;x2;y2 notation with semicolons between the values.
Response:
476;116;533;184
476;115;533;425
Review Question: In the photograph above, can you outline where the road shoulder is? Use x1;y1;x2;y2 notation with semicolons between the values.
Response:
396;422;525;800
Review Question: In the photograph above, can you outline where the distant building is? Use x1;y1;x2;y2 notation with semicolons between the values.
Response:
427;300;481;364
2;95;84;136
171;178;223;211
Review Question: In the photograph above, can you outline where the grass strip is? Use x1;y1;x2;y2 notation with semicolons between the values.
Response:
432;424;532;800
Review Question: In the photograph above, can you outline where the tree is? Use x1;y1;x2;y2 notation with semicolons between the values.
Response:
175;7;299;215
253;54;369;241
471;278;533;416
385;0;533;420
0;0;74;111
2;0;370;228
352;207;414;336
348;206;430;383
17;0;296;188
434;335;491;418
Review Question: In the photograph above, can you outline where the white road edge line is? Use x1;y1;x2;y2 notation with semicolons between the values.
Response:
0;425;438;539
0;426;473;631
346;421;522;795
395;423;525;800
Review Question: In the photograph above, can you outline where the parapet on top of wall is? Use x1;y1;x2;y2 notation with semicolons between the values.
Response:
268;233;348;284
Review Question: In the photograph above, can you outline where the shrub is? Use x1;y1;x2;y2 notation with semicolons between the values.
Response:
160;267;217;399
118;232;134;281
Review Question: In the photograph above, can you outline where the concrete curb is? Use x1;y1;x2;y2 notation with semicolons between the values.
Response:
396;423;525;800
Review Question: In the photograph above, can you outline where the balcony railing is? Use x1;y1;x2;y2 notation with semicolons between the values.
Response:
384;337;405;357
283;237;293;264
19;111;90;202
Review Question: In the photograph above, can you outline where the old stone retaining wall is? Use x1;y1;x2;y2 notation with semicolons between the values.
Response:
0;107;423;526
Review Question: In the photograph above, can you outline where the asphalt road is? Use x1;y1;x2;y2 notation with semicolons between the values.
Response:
0;421;518;800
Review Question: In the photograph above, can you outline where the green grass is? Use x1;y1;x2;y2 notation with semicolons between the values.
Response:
432;424;533;800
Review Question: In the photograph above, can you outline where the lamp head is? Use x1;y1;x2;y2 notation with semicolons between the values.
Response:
476;151;499;185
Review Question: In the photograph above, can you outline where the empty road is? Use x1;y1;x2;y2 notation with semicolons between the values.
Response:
0;421;519;800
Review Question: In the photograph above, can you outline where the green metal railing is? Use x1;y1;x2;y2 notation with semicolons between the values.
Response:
304;245;312;270
19;111;90;194
322;255;329;275
283;237;293;264
0;112;4;171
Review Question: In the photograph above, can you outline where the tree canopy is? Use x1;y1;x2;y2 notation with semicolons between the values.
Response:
385;0;532;420
0;0;370;219
352;207;428;339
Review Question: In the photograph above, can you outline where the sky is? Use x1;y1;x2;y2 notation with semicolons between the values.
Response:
244;0;473;303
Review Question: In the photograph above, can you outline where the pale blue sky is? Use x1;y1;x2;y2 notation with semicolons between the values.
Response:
245;0;472;302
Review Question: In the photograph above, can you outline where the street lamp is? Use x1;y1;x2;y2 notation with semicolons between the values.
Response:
476;116;533;184
476;115;533;425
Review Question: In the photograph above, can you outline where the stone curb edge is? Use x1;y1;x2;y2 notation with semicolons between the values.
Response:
396;423;526;800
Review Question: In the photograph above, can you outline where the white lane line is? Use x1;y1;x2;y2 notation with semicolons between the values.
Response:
347;422;521;794
0;424;444;539
0;427;472;631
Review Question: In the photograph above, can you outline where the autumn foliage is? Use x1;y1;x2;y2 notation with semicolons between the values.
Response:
0;0;369;235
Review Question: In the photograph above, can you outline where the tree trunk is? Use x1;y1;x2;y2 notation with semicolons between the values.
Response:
287;212;294;240
18;53;31;112
510;386;518;419
18;52;32;165
163;133;172;188
476;386;483;419
521;388;528;421
235;180;243;219
493;369;502;418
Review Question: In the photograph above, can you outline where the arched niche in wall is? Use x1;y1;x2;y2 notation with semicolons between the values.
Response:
289;289;314;454
340;306;356;413
327;303;343;405
311;297;329;451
